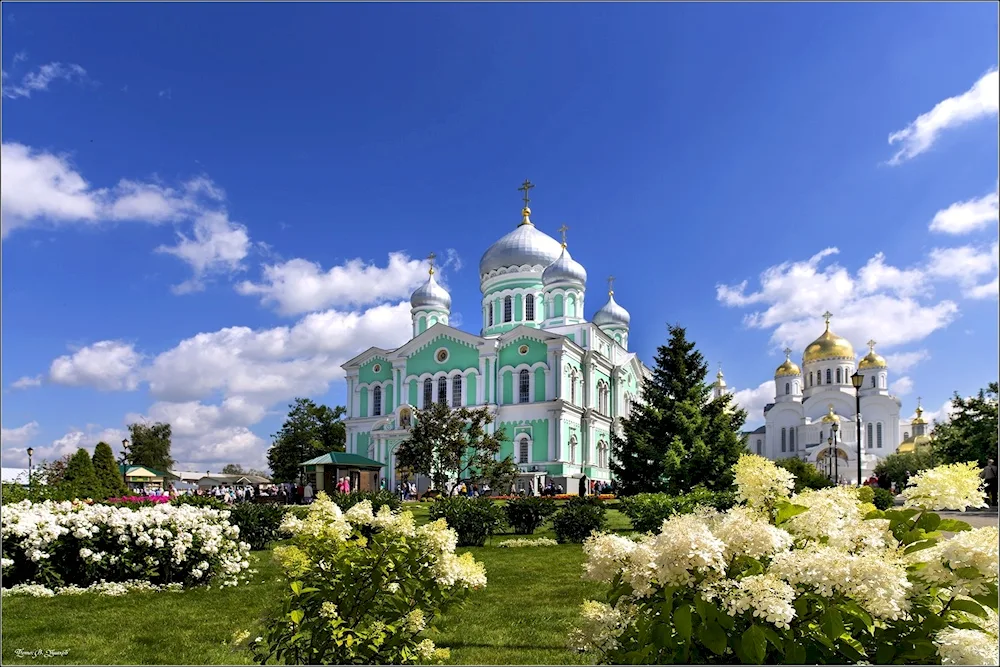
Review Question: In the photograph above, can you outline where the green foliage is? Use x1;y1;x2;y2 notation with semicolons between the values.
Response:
503;496;558;535
266;398;346;482
775;457;834;492
330;490;401;513
170;494;227;510
931;382;998;467
1;478;89;505
227;504;286;551
610;324;748;496
222;463;270;477
92;441;128;498
875;450;938;492
872;487;895;510
552;496;607;543
396;402;515;495
428;496;506;546
618;489;737;533
128;421;175;471
63;448;103;499
857;485;874;504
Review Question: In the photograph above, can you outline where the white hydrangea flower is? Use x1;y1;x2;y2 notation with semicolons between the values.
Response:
404;608;426;633
710;507;794;561
935;608;999;667
582;533;637;582
721;573;797;629
902;462;988;511
912;527;999;597
568;600;635;652
732;454;794;509
344;500;375;525
414;638;437;660
320;601;339;620
498;537;558;548
621;514;726;592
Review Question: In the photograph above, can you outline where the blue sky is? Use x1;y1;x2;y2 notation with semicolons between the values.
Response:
2;3;997;471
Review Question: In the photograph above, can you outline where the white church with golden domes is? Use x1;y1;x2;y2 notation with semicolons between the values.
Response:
738;312;922;485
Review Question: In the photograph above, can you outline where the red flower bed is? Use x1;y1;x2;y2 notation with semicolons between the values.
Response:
105;495;170;507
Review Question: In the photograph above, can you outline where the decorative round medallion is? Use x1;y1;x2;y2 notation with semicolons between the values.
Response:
372;363;381;374
435;348;449;363
518;344;529;355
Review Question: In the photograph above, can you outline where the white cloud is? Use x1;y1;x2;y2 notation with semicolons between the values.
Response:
965;275;999;300
1;62;88;99
0;422;126;467
883;350;930;373
11;375;43;389
731;381;776;425
921;399;957;426
929;184;999;235
156;211;251;293
926;240;999;299
890;376;914;396
49;340;142;391
887;68;999;165
1;421;40;447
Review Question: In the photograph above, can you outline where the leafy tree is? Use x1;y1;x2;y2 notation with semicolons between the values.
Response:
930;382;998;467
128;422;174;471
267;398;347;482
610;324;748;496
775;457;835;492
93;441;128;497
63;447;103;499
874;450;938;492
222;464;245;475
396;402;515;495
38;453;72;485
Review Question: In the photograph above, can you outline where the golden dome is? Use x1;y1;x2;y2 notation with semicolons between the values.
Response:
803;313;855;363
821;404;839;424
898;434;933;454
858;339;887;370
911;402;927;425
775;347;801;377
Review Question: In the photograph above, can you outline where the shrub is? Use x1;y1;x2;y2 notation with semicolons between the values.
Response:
251;495;485;664
775;457;835;492
857;485;875;504
618;489;737;533
428;496;506;547
873;486;895;510
170;494;227;510
227;503;286;551
552;496;607;543
93;442;128;498
503;496;558;534
63;448;103;500
1;500;250;590
571;455;999;666
330;490;401;514
1;480;97;505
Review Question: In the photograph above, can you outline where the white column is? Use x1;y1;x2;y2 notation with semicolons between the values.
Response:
548;411;557;460
348;377;355;418
554;351;563;400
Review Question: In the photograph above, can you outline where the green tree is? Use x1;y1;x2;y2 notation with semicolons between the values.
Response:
930;382;998;467
222;464;245;475
92;441;128;497
266;398;347;482
610;324;748;496
128;422;174;471
396;402;515;495
63;447;103;499
874;450;938;492
775;457;835;492
38;453;72;485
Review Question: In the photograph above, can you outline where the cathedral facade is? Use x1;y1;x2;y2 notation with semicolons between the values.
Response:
739;314;922;485
335;183;650;493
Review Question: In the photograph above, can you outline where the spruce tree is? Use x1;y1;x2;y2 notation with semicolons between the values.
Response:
611;324;748;495
93;441;128;498
63;447;103;499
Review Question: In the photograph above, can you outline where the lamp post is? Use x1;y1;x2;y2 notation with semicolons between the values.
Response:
27;447;34;487
832;421;840;485
119;438;130;490
827;437;833;480
851;371;864;486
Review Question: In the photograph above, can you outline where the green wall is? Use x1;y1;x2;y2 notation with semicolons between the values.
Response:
501;370;513;405
497;419;549;463
467;374;478;406
406;336;480;377
534;367;546;402
498;336;547;368
358;357;393;385
359;387;368;418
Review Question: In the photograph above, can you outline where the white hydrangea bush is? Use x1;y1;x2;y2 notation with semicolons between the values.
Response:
572;455;999;665
1;499;250;590
249;495;486;665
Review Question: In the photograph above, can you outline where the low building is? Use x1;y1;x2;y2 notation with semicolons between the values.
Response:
300;452;385;493
119;465;179;491
196;473;271;489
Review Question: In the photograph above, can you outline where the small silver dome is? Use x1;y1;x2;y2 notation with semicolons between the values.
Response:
593;292;630;328
542;246;587;287
479;209;564;277
410;272;451;310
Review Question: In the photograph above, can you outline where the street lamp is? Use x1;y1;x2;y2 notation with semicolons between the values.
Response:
827;437;833;480
27;447;34;487
851;370;865;486
831;420;840;485
119;438;130;489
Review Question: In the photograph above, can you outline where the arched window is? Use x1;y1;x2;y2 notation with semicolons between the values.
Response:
437;376;447;405
488;303;494;326
372;385;382;416
867;422;874;449
836;368;842;384
785;382;790;395
826;369;832;384
518;437;530;463
790;429;795;451
809;372;814;387
423;378;433;407
879;374;885;388
903;431;910;440
452;375;462;408
518;369;530;403
876;423;883;448
503;296;512;322
570;370;577;404
871;374;876;388
781;427;787;452
525;294;535;321
793;381;799;394
756;439;762;455
569;437;577;463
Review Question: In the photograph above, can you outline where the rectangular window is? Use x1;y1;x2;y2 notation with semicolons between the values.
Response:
451;375;462;408
876;423;883;448
504;296;512;323
437;377;447;406
790;429;795;451
488;304;494;326
756;439;762;455
519;439;529;463
781;428;787;452
871;375;876;388
867;423;873;449
525;294;535;321
373;386;382;416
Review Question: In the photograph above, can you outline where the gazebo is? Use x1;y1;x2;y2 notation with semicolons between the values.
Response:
119;465;179;491
300;452;385;493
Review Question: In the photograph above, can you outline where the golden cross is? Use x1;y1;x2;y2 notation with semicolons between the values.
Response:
867;339;877;352
518;179;534;207
427;252;436;275
557;224;569;246
607;275;615;294
783;347;792;358
822;310;833;328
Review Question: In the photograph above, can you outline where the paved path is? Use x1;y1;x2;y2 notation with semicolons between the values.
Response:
936;509;998;529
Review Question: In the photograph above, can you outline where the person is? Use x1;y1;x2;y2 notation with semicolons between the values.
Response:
982;459;998;507
380;478;386;491
579;476;587;497
168;484;177;499
482;482;490;497
304;482;314;504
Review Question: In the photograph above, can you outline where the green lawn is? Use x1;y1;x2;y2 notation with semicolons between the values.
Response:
1;503;634;665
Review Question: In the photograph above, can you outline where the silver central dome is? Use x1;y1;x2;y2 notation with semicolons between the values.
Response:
410;272;451;310
593;292;630;327
542;246;587;287
479;208;564;278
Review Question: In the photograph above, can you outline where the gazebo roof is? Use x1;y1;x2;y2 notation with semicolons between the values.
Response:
119;464;179;480
300;452;385;468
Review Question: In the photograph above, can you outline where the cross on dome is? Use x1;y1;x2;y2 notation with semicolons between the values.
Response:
607;275;615;296
822;310;833;329
557;224;569;247
518;179;534;207
427;251;436;275
783;347;792;358
867;339;877;352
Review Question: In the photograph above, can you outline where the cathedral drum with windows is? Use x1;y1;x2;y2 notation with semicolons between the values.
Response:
333;182;650;495
740;313;923;485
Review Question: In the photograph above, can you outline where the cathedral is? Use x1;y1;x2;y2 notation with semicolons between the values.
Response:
322;182;650;494
737;313;925;485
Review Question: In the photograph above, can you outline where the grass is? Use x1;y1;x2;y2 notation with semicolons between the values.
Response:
1;501;634;665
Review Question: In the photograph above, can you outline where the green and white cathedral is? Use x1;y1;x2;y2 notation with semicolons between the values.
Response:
339;184;650;494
